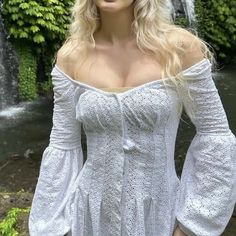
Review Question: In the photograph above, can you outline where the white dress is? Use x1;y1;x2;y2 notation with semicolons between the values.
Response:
28;58;236;236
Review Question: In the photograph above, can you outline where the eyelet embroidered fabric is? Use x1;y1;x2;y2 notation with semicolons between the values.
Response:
28;58;236;236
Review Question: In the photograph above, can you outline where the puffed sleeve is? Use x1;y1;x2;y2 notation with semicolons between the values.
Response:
28;67;84;236
174;58;236;236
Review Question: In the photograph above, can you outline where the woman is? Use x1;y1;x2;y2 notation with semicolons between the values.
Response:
28;0;236;235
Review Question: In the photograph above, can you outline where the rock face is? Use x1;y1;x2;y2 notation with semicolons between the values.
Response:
0;0;19;111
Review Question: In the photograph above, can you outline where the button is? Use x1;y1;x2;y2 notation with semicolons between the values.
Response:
123;138;135;151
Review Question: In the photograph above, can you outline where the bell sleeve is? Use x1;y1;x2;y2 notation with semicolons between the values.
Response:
28;67;84;236
174;58;236;236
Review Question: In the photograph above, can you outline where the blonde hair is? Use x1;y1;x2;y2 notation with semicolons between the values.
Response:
53;0;217;119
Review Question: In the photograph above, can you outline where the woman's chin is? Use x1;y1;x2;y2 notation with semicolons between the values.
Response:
99;1;120;11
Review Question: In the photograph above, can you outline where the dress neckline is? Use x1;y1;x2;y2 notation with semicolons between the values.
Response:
53;58;210;96
100;86;135;92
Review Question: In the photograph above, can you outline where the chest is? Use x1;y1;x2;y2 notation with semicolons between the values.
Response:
75;84;182;132
71;47;164;89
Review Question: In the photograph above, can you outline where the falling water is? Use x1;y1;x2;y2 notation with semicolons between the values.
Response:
0;0;19;111
166;0;196;25
180;0;196;24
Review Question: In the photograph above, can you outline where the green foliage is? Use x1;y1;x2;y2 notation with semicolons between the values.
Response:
2;0;74;52
15;41;38;101
174;16;189;28
2;0;76;98
0;207;30;236
195;0;236;61
43;45;58;86
38;79;53;95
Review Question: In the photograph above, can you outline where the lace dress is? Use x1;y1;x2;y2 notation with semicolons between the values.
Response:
28;58;236;236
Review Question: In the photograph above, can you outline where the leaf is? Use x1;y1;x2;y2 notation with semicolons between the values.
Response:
19;31;28;38
33;34;45;43
17;20;24;26
44;13;55;20
30;25;40;33
19;3;29;9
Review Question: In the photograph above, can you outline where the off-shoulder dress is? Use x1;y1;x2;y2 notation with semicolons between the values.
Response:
28;58;236;236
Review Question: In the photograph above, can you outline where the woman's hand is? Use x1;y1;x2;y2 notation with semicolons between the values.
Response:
173;225;188;236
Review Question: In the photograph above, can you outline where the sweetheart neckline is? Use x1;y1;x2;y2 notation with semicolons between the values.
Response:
100;86;136;92
53;58;210;96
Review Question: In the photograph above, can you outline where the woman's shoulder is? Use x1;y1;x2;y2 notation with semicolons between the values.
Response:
166;28;206;70
55;40;85;77
166;28;200;48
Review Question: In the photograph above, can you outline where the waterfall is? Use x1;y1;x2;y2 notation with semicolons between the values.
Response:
0;0;19;111
167;0;196;25
165;0;176;21
180;0;196;24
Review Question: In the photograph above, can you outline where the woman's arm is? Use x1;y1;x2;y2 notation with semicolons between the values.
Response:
173;36;236;236
28;54;84;235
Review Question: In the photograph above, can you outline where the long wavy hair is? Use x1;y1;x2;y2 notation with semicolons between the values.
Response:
53;0;217;119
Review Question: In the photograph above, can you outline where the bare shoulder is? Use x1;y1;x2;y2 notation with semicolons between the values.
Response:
166;28;205;70
55;40;84;76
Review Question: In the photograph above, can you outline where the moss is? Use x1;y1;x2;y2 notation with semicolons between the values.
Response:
14;41;38;101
